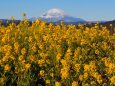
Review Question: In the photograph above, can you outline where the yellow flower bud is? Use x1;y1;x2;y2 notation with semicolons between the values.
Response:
55;81;61;86
25;63;31;70
72;81;78;86
4;64;11;71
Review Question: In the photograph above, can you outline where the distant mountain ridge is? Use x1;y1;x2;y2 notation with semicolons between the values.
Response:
0;19;20;26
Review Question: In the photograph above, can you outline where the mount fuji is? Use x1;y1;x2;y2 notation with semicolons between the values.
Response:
29;8;86;23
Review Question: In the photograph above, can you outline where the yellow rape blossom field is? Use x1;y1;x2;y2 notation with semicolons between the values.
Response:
0;19;115;86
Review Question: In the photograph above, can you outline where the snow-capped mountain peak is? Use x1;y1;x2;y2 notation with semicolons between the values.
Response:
29;8;86;23
40;8;65;19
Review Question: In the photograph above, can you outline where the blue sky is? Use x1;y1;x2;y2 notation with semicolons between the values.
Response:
0;0;115;21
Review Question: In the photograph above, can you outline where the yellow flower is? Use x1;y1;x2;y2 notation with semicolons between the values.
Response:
89;61;97;72
110;76;115;85
79;75;83;81
50;73;54;77
83;72;88;79
109;63;114;69
72;81;78;86
19;55;25;62
0;77;6;84
8;45;12;52
80;39;86;45
90;81;96;85
14;42;19;53
92;73;102;84
38;59;45;67
10;55;15;61
97;79;102;85
31;45;37;53
56;53;62;61
55;81;61;86
74;64;81;72
4;64;11;71
25;63;31;70
46;80;50;84
29;55;35;61
39;44;44;50
61;59;67;67
43;35;49;42
35;19;40;24
1;37;6;43
92;72;99;78
60;67;69;79
67;48;71;53
84;64;90;72
2;56;9;62
28;36;33;42
39;70;45;77
83;83;89;86
21;48;26;55
95;49;99;55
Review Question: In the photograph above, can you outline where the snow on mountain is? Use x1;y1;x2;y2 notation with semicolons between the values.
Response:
40;8;65;19
29;8;86;23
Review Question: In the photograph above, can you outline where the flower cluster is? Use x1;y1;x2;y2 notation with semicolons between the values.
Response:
0;19;115;86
